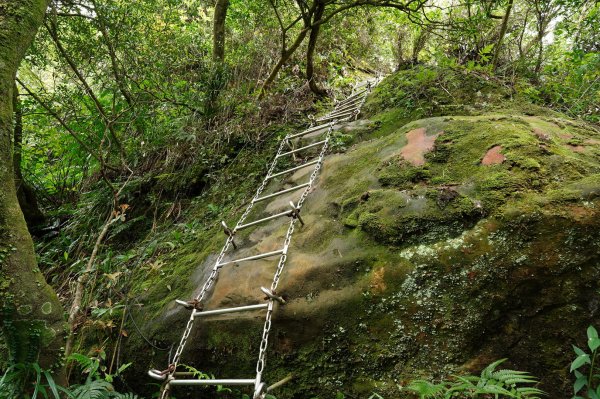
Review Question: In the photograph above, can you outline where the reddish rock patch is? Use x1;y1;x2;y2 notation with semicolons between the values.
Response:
559;133;574;140
569;205;595;221
400;127;440;166
481;145;505;165
568;145;586;153
532;127;550;142
585;139;600;145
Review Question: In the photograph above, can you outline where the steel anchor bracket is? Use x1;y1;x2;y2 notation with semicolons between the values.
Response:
221;220;237;248
260;287;286;304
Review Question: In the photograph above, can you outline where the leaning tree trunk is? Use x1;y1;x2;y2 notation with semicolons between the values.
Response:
13;86;45;228
259;28;309;98
0;0;67;380
306;2;326;97
491;0;514;71
212;0;230;63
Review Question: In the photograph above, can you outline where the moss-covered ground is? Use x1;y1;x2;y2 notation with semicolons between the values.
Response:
119;67;600;398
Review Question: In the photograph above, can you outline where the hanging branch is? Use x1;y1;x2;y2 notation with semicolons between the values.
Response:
16;77;118;179
259;0;429;97
64;172;132;358
44;16;128;166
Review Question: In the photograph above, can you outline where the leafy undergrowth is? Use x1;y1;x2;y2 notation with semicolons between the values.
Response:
406;359;544;398
22;66;600;399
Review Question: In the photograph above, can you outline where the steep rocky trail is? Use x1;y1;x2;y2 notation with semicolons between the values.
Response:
124;69;600;399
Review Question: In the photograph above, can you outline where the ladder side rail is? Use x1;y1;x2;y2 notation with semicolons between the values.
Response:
254;122;335;395
253;80;376;398
161;119;295;396
157;76;380;399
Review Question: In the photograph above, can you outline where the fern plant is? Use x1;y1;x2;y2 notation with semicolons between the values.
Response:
67;353;139;399
0;362;63;399
0;354;140;399
405;359;545;398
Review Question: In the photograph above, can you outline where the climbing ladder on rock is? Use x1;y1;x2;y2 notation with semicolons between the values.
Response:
148;76;381;399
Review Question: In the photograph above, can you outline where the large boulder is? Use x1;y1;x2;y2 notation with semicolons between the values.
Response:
125;68;600;398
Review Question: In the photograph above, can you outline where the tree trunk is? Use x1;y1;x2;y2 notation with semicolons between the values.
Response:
534;33;544;75
13;86;45;228
411;26;430;65
492;0;514;71
0;0;67;380
306;2;326;97
259;28;309;98
212;0;230;63
394;27;409;71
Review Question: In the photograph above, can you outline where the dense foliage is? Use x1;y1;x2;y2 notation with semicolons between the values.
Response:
0;0;598;397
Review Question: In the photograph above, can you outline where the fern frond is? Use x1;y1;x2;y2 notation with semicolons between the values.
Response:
514;386;546;397
70;379;113;399
475;383;514;396
481;358;508;379
112;393;140;399
405;379;446;397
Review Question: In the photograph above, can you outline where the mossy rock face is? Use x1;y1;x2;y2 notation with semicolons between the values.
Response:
123;69;600;399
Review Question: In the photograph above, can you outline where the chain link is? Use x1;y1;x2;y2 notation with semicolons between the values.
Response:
253;83;376;393
159;132;292;399
159;79;377;399
253;121;333;388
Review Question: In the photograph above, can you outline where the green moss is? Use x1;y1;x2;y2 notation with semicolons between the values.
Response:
121;66;600;399
349;188;482;246
378;157;431;188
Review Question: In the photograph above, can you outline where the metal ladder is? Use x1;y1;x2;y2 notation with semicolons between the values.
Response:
148;76;381;399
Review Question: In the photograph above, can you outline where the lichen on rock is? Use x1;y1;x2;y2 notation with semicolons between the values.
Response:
123;67;600;398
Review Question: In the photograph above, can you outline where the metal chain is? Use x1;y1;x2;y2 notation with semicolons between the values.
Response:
253;81;376;395
159;131;292;399
159;78;378;399
253;121;334;394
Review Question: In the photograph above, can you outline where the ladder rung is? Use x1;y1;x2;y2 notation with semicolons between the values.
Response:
255;182;309;202
328;104;360;115
236;209;292;230
336;88;367;105
217;248;285;267
148;369;167;381
267;159;319;180
148;370;203;380
316;110;356;122
276;140;326;158
323;107;359;119
335;96;364;110
287;123;332;140
170;379;256;386
193;303;268;317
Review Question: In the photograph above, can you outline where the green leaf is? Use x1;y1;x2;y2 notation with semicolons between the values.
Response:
589;338;600;352
117;362;132;374
32;363;42;399
573;345;588;357
42;371;62;399
573;375;587;393
588;326;599;340
571;354;591;372
480;44;495;55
